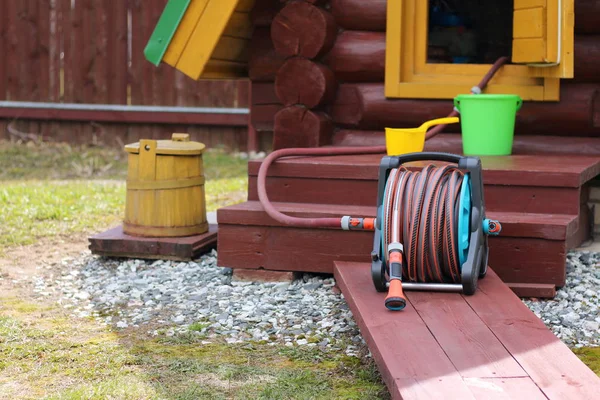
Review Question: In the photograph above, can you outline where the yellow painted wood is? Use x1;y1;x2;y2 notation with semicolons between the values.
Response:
235;0;254;12
125;133;205;155
384;0;564;101
201;60;247;78
162;0;210;67
409;72;542;87
175;0;253;80
512;0;554;64
512;0;574;79
513;8;545;39
126;176;205;190
524;0;575;79
543;78;561;100
388;82;546;101
384;0;403;96
223;11;253;39
139;140;157;181
123;133;208;238
159;0;254;79
418;63;546;81
211;36;250;62
513;38;548;62
515;0;546;8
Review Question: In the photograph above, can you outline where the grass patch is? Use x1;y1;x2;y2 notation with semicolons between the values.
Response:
0;302;388;399
0;141;129;181
573;347;600;375
0;180;125;248
45;376;158;400
0;140;248;248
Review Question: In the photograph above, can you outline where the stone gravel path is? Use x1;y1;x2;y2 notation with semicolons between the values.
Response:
31;249;600;350
32;250;363;355
523;251;600;348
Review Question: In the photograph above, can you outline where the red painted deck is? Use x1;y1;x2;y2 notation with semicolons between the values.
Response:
218;153;600;297
334;261;600;400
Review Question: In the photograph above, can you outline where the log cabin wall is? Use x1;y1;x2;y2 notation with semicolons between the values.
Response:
248;0;600;150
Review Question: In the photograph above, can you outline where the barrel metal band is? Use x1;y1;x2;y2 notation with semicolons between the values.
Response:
127;176;205;190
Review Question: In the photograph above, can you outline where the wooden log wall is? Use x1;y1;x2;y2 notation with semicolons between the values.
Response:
249;0;600;149
258;0;338;149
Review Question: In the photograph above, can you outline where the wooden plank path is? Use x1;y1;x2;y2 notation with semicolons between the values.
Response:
334;261;600;400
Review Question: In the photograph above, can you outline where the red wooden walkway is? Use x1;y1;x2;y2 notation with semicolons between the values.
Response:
334;261;600;400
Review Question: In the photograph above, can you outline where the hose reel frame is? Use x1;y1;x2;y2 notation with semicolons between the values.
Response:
371;152;490;295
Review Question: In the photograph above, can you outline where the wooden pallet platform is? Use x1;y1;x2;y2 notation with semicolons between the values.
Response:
89;224;218;261
218;153;600;297
334;261;600;400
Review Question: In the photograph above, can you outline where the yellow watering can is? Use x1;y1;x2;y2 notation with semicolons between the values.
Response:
385;117;460;156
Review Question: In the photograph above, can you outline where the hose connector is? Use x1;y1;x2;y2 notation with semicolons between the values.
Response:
341;216;375;231
483;219;502;236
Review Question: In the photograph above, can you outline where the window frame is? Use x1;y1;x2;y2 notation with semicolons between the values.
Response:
384;0;572;101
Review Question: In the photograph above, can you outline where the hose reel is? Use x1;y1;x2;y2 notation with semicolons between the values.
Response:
370;152;501;310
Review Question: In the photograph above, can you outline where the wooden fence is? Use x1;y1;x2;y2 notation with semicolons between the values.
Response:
0;0;254;151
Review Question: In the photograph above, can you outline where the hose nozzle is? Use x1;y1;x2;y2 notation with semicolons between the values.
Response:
385;279;406;311
385;245;407;311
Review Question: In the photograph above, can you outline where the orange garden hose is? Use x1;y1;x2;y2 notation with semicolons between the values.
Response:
382;164;465;309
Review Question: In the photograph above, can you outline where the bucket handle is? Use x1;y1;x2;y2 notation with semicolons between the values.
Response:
420;117;460;131
454;98;523;112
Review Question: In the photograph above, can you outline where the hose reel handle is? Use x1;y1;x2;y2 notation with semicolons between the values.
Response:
391;152;464;165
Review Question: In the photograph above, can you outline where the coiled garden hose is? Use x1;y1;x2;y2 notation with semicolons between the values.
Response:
382;164;466;309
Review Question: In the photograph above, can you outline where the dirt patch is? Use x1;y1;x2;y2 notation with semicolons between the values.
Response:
0;235;89;288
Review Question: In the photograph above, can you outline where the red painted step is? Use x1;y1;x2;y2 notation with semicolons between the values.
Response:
217;201;579;294
247;154;600;215
333;261;600;400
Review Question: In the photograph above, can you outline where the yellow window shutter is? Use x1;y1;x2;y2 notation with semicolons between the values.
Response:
511;0;574;78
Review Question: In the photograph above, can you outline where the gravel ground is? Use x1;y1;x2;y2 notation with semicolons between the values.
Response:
32;250;363;355
523;251;600;348
30;249;600;350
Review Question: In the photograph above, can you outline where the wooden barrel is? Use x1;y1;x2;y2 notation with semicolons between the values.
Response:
123;133;208;237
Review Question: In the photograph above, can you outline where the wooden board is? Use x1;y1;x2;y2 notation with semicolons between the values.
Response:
89;224;218;261
217;201;579;242
247;153;600;188
247;175;584;214
216;201;574;290
334;261;600;399
463;267;600;399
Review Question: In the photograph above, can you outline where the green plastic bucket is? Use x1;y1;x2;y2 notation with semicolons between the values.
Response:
454;94;523;156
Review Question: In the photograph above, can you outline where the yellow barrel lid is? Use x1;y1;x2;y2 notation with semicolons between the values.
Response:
125;133;205;155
